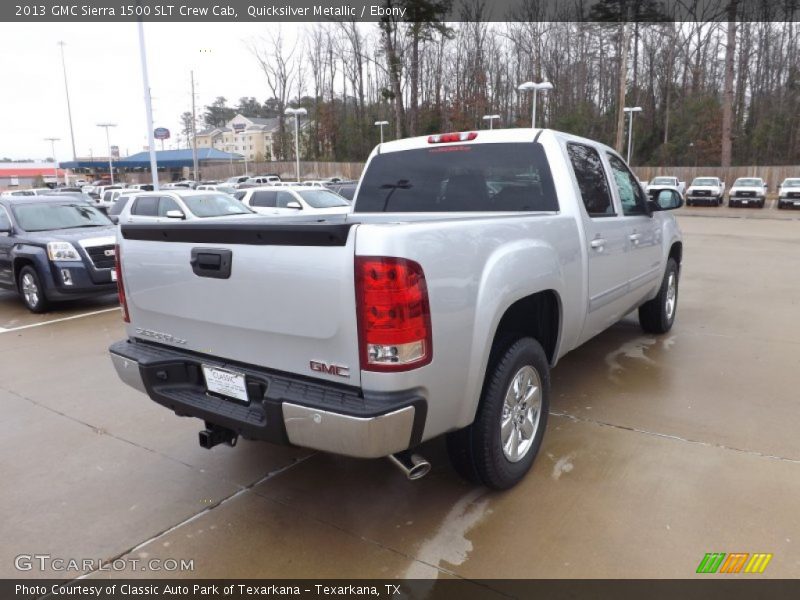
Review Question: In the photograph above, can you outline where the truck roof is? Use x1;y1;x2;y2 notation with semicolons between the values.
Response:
374;127;622;158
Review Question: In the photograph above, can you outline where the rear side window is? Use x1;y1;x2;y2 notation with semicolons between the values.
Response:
354;142;557;213
566;143;614;217
131;196;159;216
250;191;277;207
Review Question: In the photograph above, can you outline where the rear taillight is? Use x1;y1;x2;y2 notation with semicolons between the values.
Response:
115;244;129;323
355;257;432;372
427;131;478;143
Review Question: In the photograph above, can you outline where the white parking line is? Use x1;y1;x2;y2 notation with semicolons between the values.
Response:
0;307;120;334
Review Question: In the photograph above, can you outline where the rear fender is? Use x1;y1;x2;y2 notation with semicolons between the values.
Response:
457;240;564;428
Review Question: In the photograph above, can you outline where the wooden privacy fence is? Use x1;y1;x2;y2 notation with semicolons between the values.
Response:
195;161;365;182
180;161;799;190
634;166;800;190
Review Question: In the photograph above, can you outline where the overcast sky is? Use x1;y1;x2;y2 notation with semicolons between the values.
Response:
0;22;308;161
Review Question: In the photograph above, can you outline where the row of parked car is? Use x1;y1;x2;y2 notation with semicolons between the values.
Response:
0;175;359;312
644;176;800;208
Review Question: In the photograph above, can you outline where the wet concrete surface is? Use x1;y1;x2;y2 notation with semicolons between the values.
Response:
1;212;799;583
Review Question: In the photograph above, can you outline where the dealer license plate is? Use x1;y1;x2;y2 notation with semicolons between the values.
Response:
794;201;800;207
741;200;749;205
110;270;117;282
202;365;248;403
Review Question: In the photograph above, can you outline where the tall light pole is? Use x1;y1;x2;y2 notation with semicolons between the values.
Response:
242;145;248;176
57;42;77;163
137;18;159;190
96;123;116;184
517;81;553;128
375;120;389;144
285;107;307;182
623;107;643;165
482;114;501;130
44;137;60;185
223;144;235;176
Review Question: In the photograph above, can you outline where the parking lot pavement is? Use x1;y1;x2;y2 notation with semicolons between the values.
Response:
2;213;799;582
676;201;800;220
0;289;118;331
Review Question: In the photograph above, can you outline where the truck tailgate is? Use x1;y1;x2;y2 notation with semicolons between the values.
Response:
120;221;362;386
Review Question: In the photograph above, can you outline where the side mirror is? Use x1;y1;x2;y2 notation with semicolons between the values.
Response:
107;215;119;225
0;225;12;235
285;201;302;210
165;210;186;220
649;189;683;212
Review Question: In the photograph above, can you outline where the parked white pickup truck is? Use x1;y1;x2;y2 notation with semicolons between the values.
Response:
109;128;683;489
777;178;800;209
647;176;685;197
686;177;725;206
728;177;768;208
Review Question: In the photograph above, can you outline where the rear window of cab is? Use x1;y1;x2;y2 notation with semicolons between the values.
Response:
355;143;557;213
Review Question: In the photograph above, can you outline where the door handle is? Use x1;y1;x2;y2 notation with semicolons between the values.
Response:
629;233;642;245
590;238;606;250
190;248;232;279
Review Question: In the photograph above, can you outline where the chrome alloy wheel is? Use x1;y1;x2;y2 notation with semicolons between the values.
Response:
500;365;542;463
665;272;677;321
21;273;39;308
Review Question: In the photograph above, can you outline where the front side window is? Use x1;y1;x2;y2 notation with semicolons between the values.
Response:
158;196;181;216
355;142;557;213
181;194;252;218
132;197;159;216
566;143;614;217
607;154;648;216
108;197;129;216
0;207;11;230
276;191;299;208
296;190;350;208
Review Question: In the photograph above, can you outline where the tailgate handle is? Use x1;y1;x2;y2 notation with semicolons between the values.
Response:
190;248;232;279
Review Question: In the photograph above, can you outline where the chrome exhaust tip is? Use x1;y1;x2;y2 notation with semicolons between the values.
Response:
388;451;431;480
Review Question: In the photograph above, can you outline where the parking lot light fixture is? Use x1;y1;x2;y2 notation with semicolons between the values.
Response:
285;107;307;182
96;123;117;184
482;114;501;130
375;120;389;144
44;138;60;185
517;81;553;128
623;107;643;165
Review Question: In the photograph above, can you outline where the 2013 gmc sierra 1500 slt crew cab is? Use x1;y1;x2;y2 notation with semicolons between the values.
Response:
109;128;683;489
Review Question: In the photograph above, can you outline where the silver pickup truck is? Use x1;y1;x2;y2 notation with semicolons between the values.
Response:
109;128;683;489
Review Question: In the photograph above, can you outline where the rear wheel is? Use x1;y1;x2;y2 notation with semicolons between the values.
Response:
639;258;678;334
446;337;550;490
18;266;49;313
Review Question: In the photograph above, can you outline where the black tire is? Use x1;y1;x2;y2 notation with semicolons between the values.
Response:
18;265;49;313
446;337;550;490
638;258;679;334
686;199;692;207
